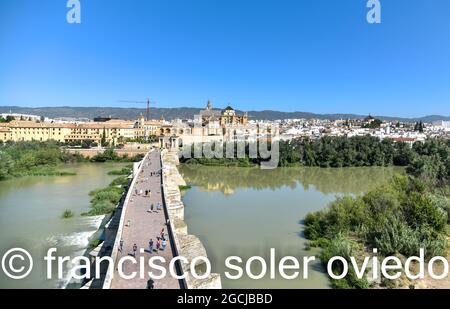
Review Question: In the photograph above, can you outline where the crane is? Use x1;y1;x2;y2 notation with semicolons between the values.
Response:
117;98;156;121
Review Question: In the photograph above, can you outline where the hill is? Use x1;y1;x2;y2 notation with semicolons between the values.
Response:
0;106;449;122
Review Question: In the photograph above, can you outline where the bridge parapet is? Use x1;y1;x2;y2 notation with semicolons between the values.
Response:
161;149;222;289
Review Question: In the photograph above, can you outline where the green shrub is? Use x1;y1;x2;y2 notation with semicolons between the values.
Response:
61;209;75;219
90;189;122;205
402;192;447;232
319;235;370;289
108;167;132;175
82;200;116;216
304;212;326;240
90;239;104;248
109;176;129;187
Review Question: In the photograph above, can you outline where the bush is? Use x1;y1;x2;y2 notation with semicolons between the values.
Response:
90;188;122;205
304;212;326;240
82;200;116;216
108;167;132;175
320;235;370;289
179;185;192;191
402;192;447;232
109;176;130;188
61;209;74;219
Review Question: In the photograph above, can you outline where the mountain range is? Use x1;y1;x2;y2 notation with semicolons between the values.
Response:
1;106;449;123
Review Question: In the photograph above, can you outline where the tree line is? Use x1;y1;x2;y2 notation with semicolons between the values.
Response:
183;136;450;175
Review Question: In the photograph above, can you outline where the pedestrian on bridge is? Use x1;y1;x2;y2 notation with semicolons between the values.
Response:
132;244;138;257
119;239;124;252
147;279;154;289
149;239;154;252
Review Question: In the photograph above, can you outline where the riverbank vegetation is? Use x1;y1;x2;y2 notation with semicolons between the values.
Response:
179;185;192;191
82;176;130;216
107;165;133;175
304;139;450;289
0;141;143;181
0;141;85;180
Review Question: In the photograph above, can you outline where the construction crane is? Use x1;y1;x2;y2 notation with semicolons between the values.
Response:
117;98;156;121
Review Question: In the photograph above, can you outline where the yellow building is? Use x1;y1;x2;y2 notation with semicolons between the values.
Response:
0;126;12;142
220;106;248;126
6;121;73;142
0;116;166;145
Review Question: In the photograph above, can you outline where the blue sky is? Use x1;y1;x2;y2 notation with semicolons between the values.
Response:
0;0;449;117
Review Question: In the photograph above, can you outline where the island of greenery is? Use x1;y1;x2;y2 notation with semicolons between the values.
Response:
0;140;143;181
304;138;450;288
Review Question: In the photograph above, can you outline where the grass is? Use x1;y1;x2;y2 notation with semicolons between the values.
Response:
107;166;132;176
13;166;77;177
179;185;192;191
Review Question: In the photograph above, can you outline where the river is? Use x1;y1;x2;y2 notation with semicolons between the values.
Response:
179;165;404;289
0;163;125;289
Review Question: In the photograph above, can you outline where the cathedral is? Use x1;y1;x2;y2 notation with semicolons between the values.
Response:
200;100;248;127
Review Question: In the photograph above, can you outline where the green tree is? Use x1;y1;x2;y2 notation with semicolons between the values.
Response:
101;127;107;147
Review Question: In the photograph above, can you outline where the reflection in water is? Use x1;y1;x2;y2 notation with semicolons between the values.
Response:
180;165;404;289
180;165;404;196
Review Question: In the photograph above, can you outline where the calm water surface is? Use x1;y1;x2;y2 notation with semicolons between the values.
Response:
0;163;125;289
180;165;404;289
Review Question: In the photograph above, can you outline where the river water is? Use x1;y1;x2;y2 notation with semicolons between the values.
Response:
180;165;404;289
0;163;125;289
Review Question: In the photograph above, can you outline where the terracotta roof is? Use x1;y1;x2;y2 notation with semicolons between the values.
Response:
76;123;134;129
391;137;416;142
105;120;135;124
8;121;76;128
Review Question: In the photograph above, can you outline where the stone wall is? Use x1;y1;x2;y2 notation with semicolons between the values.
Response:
161;149;222;289
66;148;150;158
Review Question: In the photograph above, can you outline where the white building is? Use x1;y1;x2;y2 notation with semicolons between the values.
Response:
432;120;450;129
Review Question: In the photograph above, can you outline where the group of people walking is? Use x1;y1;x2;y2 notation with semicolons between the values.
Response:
148;229;168;252
119;154;167;264
116;152;174;289
119;228;168;257
147;202;162;213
